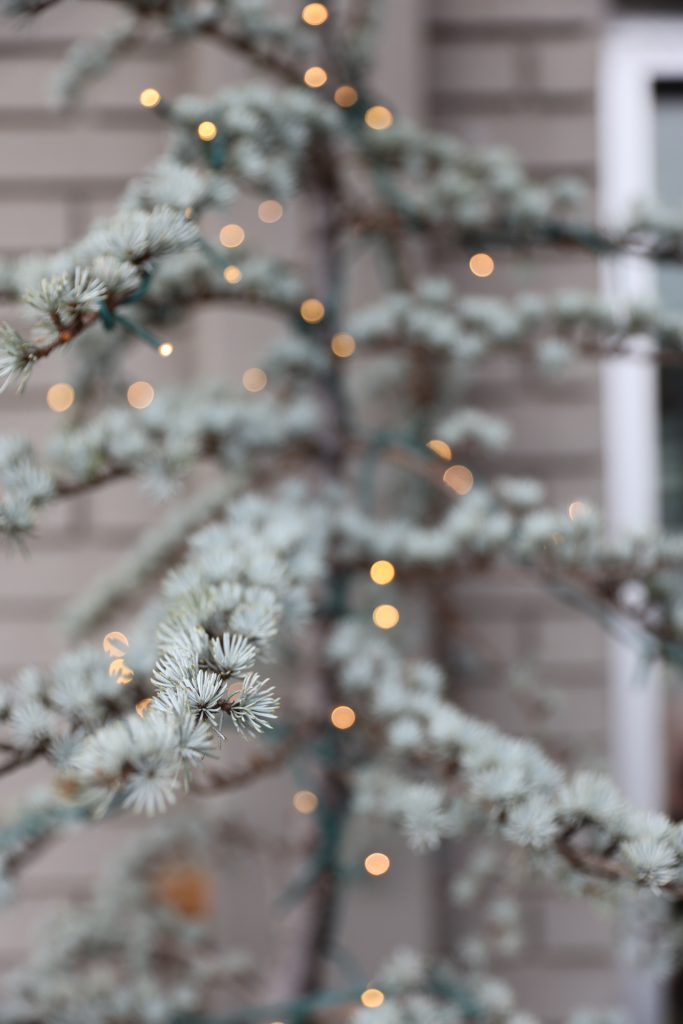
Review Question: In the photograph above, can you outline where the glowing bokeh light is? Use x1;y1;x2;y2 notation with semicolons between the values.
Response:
258;200;283;223
372;604;399;629
224;265;242;283
370;560;395;585
127;381;154;409
46;383;74;412
331;332;356;357
139;88;160;107
300;298;325;323
569;501;589;521
331;706;355;729
219;224;245;247
158;343;173;357
427;439;452;460
364;853;390;875
361;990;385;1008
304;66;327;88
443;465;473;495
469;253;494;277
293;790;319;813
243;368;267;392
103;631;128;657
197;121;217;140
136;698;152;718
364;106;393;130
302;3;328;24
335;85;358;107
109;658;134;684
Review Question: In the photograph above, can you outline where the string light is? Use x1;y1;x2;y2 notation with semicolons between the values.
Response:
373;604;399;629
46;383;74;412
301;2;328;24
334;85;358;107
300;298;325;323
469;253;494;277
219;224;245;247
224;265;242;283
127;381;154;409
103;632;128;656
293;790;319;813
370;560;395;585
243;368;267;392
136;698;152;718
331;332;355;357
331;706;355;729
139;88;160;107
569;501;589;521
158;342;173;357
108;658;134;684
361;990;385;1008
304;66;327;88
197;121;217;141
427;439;451;460
364;105;393;130
103;633;133;684
443;465;473;495
364;853;390;875
258;200;283;223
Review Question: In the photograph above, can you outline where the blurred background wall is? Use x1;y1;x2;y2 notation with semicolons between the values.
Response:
0;1;673;1022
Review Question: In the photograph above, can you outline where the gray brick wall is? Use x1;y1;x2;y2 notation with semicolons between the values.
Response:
0;0;436;1002
429;1;620;1021
0;1;629;1021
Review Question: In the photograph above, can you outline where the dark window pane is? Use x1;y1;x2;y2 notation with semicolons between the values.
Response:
656;82;683;527
617;0;683;9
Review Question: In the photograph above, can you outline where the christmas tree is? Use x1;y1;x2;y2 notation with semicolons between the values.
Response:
0;2;679;1022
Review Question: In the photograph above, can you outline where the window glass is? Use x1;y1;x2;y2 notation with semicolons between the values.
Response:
617;0;683;9
656;83;683;1024
656;83;683;526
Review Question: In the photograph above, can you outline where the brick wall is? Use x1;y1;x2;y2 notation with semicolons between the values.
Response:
0;0;436;1003
0;1;632;1021
428;1;623;1021
0;2;178;992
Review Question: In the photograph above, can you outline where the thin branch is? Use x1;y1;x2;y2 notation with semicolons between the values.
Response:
554;834;683;899
54;464;130;497
0;749;38;777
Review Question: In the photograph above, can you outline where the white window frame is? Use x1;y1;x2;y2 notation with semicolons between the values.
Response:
598;17;682;814
598;20;683;1024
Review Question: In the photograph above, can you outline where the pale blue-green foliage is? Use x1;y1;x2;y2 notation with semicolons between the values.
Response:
7;816;258;1024
329;619;683;894
345;284;683;366
0;0;680;1021
44;488;326;816
170;85;341;199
